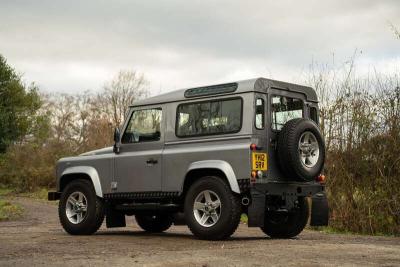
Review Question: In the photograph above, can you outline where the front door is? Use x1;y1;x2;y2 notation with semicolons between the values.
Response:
114;107;163;193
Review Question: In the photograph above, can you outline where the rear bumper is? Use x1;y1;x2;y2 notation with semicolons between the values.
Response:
248;182;328;227
48;191;61;201
250;181;325;197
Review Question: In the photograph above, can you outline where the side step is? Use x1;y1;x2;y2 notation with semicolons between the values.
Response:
114;202;181;212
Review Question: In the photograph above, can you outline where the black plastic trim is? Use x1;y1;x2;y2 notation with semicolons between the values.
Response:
48;191;61;201
103;191;180;200
184;82;238;98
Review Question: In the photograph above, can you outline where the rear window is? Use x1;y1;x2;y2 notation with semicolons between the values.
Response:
271;96;303;130
255;98;265;129
310;106;318;124
176;98;242;137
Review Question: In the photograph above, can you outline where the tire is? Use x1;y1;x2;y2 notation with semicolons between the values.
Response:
58;179;105;235
277;118;325;181
184;176;241;240
135;214;173;233
261;197;309;238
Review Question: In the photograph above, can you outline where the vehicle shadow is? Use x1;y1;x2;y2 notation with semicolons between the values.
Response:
95;230;271;241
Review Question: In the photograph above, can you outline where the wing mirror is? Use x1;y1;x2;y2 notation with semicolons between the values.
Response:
113;127;121;154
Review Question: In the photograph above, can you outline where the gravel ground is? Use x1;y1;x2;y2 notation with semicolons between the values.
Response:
0;197;399;267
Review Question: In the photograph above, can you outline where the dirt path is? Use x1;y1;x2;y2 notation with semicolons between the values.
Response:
0;198;399;267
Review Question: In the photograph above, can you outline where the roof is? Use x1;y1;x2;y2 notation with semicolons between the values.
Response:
131;77;318;107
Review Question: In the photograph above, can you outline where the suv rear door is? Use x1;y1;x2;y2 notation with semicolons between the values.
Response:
268;89;306;181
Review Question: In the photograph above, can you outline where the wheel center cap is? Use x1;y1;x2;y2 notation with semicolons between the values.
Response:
204;202;215;213
73;203;82;212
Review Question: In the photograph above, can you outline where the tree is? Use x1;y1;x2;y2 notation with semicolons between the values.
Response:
0;54;45;153
389;22;400;39
99;70;149;127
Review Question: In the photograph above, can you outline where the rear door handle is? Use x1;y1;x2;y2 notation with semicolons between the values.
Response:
146;159;158;165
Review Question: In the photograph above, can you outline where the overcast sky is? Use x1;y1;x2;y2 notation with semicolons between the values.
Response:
1;0;399;95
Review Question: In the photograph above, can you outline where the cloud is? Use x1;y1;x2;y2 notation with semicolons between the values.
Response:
0;0;399;94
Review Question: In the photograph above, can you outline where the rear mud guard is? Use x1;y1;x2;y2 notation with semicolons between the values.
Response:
247;189;266;227
310;192;329;226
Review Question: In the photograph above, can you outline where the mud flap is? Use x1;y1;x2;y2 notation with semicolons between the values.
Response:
248;190;266;227
172;212;186;226
310;192;329;226
105;203;126;228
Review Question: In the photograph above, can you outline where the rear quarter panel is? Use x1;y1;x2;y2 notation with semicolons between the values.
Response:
162;93;253;192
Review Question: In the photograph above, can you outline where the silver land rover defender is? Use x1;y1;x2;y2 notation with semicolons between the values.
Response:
48;78;329;240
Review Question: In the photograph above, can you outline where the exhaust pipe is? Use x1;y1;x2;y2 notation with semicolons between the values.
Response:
241;197;250;206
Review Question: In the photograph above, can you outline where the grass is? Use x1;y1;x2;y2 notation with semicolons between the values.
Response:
0;186;24;221
0;186;58;221
0;199;24;221
0;186;52;201
0;187;13;197
309;225;396;237
19;187;49;200
240;213;248;224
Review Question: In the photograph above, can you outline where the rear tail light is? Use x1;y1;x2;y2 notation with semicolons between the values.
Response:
250;171;257;183
317;174;326;183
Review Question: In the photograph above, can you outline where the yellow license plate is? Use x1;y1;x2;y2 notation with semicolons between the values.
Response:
252;152;267;171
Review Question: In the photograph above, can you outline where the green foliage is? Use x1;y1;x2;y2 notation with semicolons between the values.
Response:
0;54;48;153
19;187;50;201
0;140;72;192
308;61;400;236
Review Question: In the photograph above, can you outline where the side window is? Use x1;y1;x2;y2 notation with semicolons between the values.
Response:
122;108;162;143
176;98;242;137
255;98;265;129
271;96;303;130
310;106;318;124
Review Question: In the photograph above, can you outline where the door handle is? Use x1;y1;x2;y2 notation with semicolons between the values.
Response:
146;159;158;165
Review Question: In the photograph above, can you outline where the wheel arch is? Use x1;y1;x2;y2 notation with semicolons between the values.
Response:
182;160;240;196
58;166;103;197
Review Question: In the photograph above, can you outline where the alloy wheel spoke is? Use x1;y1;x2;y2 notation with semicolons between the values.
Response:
310;143;318;151
78;193;83;202
194;201;206;211
304;133;310;143
210;213;219;223
77;212;82;223
203;191;212;203
67;199;76;206
200;214;209;225
212;199;221;208
67;211;77;218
